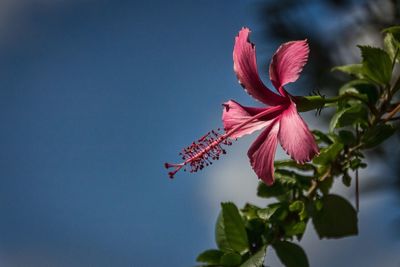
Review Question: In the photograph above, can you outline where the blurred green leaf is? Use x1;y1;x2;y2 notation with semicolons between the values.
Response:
383;26;400;42
312;194;358;238
245;218;265;249
338;130;356;145
241;203;260;221
342;172;352;187
312;130;334;144
289;200;308;221
362;123;396;148
350;158;366;170
216;203;249;254
257;205;280;221
258;203;289;222
384;32;400;62
240;246;266;267
289;200;304;212
313;142;343;165
332;64;364;78
275;169;312;187
261;204;288;222
358;46;392;85
196;249;224;265
284;221;307;237
273;241;309;267
275;160;315;171
314;199;323;211
329;104;368;131
257;181;286;199
220;252;242;266
319;175;334;195
339;79;378;104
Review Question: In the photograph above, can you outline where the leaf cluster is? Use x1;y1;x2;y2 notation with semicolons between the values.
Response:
196;26;400;267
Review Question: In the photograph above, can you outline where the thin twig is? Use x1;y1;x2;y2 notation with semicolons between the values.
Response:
355;168;359;213
388;116;400;121
355;124;360;213
384;102;400;122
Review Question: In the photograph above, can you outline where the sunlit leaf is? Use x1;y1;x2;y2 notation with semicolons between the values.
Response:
240;246;266;267
215;203;249;254
332;64;364;78
384;32;400;62
329;104;368;131
284;221;307;237
339;79;378;104
313;142;343;165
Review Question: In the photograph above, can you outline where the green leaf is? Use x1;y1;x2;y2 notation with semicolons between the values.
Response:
275;169;312;188
319;174;334;195
338;130;356;145
257;204;280;221
350;158;366;170
332;64;364;78
215;203;249;254
383;26;400;42
313;142;343;165
220;252;242;266
241;203;260;221
358;45;392;85
289;200;304;212
245;218;266;249
361;123;396;148
312;194;358;238
273;241;309;267
289;200;308;221
329;104;368;131
342;172;352;187
258;203;288;222
257;181;285;198
274;160;315;171
284;221;307;237
240;246;267;267
196;249;224;265
339;79;378;104
384;33;400;62
312;130;334;145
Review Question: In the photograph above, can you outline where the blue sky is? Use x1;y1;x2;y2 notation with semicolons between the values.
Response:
0;1;264;266
0;1;399;266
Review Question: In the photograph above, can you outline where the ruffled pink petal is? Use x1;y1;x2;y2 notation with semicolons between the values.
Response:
233;28;285;106
247;120;280;185
278;102;319;164
222;100;282;139
269;40;309;95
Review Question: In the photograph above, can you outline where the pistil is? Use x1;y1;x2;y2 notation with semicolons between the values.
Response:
165;104;286;178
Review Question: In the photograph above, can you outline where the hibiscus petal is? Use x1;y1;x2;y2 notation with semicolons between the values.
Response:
269;39;309;94
234;28;285;106
278;102;319;163
247;120;280;185
222;100;282;139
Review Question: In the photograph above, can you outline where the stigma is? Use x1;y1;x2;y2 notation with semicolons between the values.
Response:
165;128;232;178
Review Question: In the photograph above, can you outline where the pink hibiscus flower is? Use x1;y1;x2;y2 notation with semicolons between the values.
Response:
166;27;319;185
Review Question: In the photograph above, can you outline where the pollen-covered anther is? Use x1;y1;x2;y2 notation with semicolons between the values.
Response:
166;128;234;178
